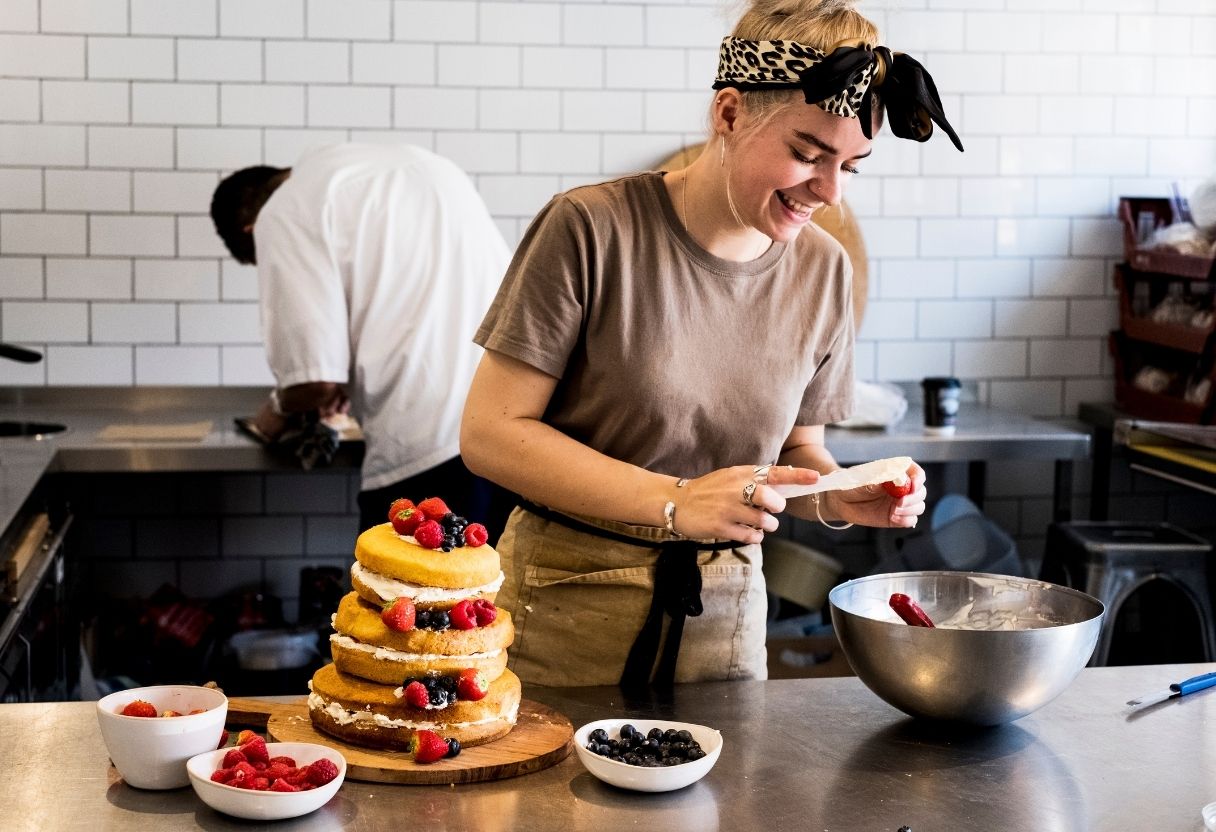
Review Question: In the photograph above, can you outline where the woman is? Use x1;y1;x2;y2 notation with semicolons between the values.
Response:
461;0;962;688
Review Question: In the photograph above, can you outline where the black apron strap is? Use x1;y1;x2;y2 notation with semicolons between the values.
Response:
622;539;703;690
516;500;732;690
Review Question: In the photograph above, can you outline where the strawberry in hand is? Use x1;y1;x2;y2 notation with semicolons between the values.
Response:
882;477;914;499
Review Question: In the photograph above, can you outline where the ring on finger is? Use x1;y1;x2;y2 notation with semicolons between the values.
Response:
752;464;771;484
742;481;758;507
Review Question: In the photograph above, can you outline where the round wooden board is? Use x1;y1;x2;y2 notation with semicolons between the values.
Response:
265;698;573;785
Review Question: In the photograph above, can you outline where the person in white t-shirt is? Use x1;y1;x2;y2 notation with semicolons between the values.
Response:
211;143;514;537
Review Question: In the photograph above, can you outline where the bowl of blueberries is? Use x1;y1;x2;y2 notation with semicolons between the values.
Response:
574;719;722;792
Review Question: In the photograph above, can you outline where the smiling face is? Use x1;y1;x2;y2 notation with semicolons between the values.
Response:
727;101;873;243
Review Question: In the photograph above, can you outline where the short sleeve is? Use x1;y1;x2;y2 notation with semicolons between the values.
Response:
796;254;856;426
474;195;590;379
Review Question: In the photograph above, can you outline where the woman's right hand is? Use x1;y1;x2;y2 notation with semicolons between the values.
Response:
674;464;819;544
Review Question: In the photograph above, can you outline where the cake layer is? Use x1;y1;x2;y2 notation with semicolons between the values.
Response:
330;592;513;685
351;561;502;609
308;663;521;749
334;592;513;654
330;634;509;685
355;522;500;589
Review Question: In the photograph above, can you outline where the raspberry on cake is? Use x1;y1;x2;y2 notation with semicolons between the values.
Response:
307;499;519;753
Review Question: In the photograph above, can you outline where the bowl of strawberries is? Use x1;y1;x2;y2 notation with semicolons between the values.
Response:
96;684;229;789
187;735;345;821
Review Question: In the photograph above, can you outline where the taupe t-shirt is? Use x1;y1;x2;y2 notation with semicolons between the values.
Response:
475;171;854;478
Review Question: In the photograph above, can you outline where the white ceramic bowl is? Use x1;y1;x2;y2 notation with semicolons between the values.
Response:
187;741;346;821
96;685;229;790
574;719;722;793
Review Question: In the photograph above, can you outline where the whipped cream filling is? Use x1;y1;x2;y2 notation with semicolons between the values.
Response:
308;692;518;730
330;634;502;663
352;562;504;604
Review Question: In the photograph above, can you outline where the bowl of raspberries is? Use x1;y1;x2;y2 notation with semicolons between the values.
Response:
96;684;228;790
574;719;722;792
187;736;346;820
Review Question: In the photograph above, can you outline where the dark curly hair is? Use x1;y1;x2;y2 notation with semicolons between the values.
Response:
210;166;289;265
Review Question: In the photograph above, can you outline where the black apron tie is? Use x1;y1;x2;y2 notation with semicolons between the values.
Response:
517;501;735;690
622;540;703;690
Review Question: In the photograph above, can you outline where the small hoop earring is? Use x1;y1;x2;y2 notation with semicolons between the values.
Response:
719;135;725;167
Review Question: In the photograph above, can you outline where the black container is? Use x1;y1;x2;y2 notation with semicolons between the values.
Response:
921;376;961;434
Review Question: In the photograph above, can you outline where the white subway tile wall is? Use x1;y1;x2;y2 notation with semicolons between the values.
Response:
2;1;1214;574
48;258;129;299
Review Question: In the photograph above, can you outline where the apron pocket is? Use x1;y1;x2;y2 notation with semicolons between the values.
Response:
512;564;658;686
677;560;766;682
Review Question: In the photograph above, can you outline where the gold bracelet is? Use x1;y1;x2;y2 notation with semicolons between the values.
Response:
812;493;853;531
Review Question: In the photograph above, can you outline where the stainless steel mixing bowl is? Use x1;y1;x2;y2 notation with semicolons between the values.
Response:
829;571;1104;726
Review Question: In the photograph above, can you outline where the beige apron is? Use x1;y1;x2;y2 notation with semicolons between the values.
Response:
496;505;769;687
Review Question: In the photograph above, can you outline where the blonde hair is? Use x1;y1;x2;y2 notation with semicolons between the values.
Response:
720;0;882;129
732;0;878;45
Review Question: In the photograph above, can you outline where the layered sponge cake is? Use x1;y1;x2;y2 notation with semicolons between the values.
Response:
308;498;521;752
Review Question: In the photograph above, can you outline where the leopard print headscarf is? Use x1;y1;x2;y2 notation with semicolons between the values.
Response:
712;37;963;151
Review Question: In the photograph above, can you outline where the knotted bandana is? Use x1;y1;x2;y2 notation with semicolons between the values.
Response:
713;37;963;151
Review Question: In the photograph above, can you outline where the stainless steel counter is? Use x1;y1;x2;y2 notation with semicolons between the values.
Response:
0;387;355;535
1;663;1211;831
0;387;361;474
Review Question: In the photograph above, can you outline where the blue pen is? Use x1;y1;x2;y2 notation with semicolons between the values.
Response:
1126;671;1216;711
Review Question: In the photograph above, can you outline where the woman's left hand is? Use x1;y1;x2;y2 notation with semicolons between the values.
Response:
830;461;927;529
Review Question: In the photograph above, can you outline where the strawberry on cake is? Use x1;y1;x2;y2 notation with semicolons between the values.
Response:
307;497;521;755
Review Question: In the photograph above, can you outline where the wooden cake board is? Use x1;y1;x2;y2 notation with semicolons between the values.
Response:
226;697;573;785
